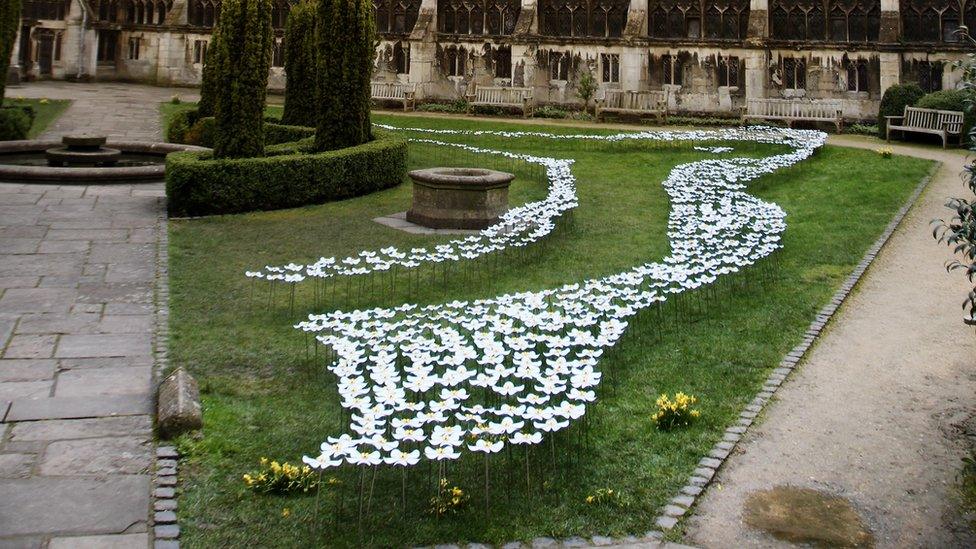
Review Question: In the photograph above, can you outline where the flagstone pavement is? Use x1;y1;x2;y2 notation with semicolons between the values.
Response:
0;82;196;548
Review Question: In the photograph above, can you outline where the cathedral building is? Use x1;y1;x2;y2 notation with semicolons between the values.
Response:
9;0;975;120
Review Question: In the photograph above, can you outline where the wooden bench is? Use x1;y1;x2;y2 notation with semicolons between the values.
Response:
371;81;417;112
466;85;534;117
741;98;844;131
595;90;668;123
886;106;964;148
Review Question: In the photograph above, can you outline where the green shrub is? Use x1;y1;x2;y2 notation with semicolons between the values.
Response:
212;0;274;158
281;0;318;127
264;121;316;144
845;123;880;136
417;99;468;114
533;106;571;119
165;130;406;216
166;108;201;144
877;83;925;138
0;0;20;102
0;106;34;140
315;0;374;151
916;88;976;142
197;16;226;117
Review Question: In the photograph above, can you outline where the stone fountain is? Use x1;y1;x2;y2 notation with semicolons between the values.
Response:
406;167;515;230
46;135;122;167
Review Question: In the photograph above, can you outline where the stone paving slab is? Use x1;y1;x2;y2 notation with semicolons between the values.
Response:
39;437;152;475
5;395;152;422
0;476;149;537
47;533;151;549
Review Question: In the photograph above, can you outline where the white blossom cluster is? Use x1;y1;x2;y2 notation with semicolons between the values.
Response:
281;125;827;470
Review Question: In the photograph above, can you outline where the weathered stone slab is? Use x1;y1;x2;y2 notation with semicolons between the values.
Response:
0;476;149;536
15;313;100;335
2;335;58;359
0;288;77;314
6;395;151;421
46;229;128;241
157;368;202;439
48;533;150;549
0;381;53;401
0;453;35;478
96;315;152;334
10;416;152;441
39;437;151;475
0;359;57;382
55;334;151;359
54;366;152;398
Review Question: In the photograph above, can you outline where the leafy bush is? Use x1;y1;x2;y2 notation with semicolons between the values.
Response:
0;106;34;140
0;0;20;102
877;83;925;138
845;123;880;136
211;0;274;158
576;70;598;114
165;130;407;216
533;105;571;119
168;110;315;148
916;89;976;142
664;115;740;127
417;99;468;114
166;108;201;144
281;0;318;127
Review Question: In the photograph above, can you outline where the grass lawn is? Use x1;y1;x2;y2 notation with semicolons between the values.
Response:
3;97;70;138
167;112;933;547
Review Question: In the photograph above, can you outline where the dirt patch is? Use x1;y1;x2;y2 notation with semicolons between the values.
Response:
743;486;874;547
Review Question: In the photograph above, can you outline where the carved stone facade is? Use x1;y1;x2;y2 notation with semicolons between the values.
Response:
10;0;976;119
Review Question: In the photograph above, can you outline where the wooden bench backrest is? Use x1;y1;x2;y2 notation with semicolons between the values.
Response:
602;89;667;111
746;98;842;119
371;81;414;100
473;86;532;105
902;106;963;134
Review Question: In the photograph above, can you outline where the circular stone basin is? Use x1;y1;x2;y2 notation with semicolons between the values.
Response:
0;140;208;183
406;167;515;230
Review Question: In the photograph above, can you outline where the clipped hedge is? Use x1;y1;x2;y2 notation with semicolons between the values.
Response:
0;106;35;140
916;89;976;142
167;109;315;147
165;129;407;217
877;83;925;138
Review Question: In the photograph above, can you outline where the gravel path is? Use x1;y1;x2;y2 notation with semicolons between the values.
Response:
686;136;976;548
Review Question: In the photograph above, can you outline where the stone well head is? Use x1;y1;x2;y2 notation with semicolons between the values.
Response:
406;167;515;230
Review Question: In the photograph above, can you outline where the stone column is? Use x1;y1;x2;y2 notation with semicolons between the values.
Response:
744;50;767;100
8;25;22;85
879;0;899;43
407;0;438;98
621;0;648;91
879;52;901;95
747;0;769;39
513;0;539;91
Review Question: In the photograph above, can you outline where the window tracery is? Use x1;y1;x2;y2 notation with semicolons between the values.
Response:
438;0;520;35
539;0;630;38
901;0;976;42
648;0;749;39
375;0;422;33
125;0;173;25
22;0;71;20
769;0;880;42
188;0;220;27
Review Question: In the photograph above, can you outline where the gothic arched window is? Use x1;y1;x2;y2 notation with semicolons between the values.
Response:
539;0;630;37
902;0;969;42
188;0;220;27
375;0;421;33
648;0;750;39
769;0;879;41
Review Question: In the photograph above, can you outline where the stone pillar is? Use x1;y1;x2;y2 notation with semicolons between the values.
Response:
625;0;648;38
514;0;538;34
407;0;438;98
621;48;647;91
744;50;767;100
513;0;539;91
879;52;900;94
879;0;899;43
8;25;22;85
747;0;769;39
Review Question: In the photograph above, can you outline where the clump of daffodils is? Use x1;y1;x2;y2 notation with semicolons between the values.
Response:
242;458;319;494
876;147;893;159
584;488;625;507
428;478;469;517
652;392;701;431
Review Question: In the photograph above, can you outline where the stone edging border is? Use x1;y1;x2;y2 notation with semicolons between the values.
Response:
152;195;182;547
649;159;943;536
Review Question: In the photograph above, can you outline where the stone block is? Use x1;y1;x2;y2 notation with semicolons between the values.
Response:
49;533;150;549
0;453;35;478
0;359;58;383
39;437;151;475
54;366;152;398
6;395;151;421
3;335;57;359
156;368;202;439
10;416;152;441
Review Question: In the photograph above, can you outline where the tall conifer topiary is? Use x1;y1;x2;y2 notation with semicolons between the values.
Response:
281;0;318;127
197;26;225;118
212;0;274;159
0;0;21;102
315;0;374;151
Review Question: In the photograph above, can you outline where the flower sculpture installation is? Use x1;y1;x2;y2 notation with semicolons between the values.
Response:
246;125;826;474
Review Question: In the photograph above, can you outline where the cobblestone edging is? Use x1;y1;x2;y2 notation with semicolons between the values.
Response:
153;198;181;548
649;161;943;535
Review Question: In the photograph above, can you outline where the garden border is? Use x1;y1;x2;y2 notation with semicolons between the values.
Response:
154;146;939;549
410;159;940;549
